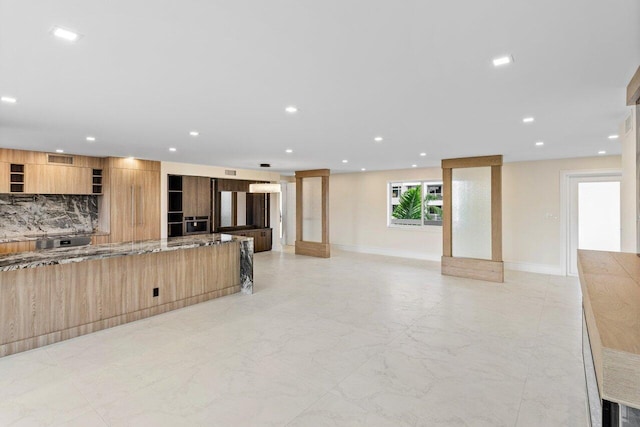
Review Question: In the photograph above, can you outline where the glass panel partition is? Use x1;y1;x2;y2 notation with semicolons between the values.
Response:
302;176;322;242
451;166;491;259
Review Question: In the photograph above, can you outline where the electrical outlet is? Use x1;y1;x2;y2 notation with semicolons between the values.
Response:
153;287;159;297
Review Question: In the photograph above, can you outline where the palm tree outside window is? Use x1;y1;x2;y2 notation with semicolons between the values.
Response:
389;181;442;227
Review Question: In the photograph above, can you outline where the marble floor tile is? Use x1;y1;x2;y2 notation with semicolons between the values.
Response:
0;249;587;426
0;379;92;426
52;410;108;427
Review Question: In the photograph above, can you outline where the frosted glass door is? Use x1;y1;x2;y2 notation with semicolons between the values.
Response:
578;182;620;251
302;177;322;242
452;167;492;259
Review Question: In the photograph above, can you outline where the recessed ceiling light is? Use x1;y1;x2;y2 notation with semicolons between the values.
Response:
86;136;96;142
374;136;383;142
285;106;298;114
608;135;619;140
522;117;535;123
420;152;426;157
55;149;64;153
189;131;199;137
535;141;544;146
1;96;17;104
51;26;80;42
598;150;606;155
169;147;177;152
411;164;417;168
285;149;293;153
492;55;513;67
361;168;366;171
342;159;348;163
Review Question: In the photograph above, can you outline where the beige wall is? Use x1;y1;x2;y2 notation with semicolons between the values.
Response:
330;167;444;261
502;156;620;273
330;156;622;274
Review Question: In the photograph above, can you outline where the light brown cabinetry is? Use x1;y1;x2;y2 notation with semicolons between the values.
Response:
0;241;36;254
0;163;9;193
0;149;107;194
0;242;241;357
182;176;211;217
24;164;93;194
108;165;160;243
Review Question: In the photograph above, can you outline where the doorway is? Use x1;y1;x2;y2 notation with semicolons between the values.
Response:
281;182;297;247
564;171;621;276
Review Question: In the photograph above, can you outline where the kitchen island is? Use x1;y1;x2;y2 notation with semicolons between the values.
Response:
0;234;253;357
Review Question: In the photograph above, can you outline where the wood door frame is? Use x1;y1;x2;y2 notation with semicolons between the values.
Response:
295;169;330;258
441;155;503;282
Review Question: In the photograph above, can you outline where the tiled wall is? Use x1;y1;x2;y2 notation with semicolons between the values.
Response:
0;194;98;237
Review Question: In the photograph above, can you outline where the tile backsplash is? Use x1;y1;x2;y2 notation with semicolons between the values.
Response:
0;194;98;237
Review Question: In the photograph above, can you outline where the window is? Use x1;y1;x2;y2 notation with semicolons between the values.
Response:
389;181;443;227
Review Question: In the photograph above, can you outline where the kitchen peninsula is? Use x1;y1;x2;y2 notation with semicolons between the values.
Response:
0;234;253;357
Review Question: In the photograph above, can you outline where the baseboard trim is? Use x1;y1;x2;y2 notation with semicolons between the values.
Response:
332;244;441;262
333;244;562;276
503;261;562;276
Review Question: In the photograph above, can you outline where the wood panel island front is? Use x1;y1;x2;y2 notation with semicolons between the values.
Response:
0;234;253;357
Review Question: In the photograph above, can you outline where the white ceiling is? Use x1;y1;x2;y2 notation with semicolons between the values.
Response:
1;1;639;174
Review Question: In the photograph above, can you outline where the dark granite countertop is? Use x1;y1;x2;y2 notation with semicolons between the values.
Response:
0;234;251;272
0;230;111;244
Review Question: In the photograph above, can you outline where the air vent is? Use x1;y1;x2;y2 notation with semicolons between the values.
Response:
224;169;237;176
48;154;73;165
260;163;271;168
625;113;634;135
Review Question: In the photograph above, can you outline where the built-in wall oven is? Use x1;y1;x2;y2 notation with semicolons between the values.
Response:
184;216;210;235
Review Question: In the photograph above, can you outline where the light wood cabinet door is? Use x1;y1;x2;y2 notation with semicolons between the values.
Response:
109;167;160;243
24;164;92;194
51;261;104;330
0;162;9;193
134;169;160;241
109;168;135;243
0;266;53;344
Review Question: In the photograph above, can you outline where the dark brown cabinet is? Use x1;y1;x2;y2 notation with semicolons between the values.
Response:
222;228;272;252
182;176;211;217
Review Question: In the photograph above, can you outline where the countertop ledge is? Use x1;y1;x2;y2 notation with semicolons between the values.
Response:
0;230;111;244
578;250;640;409
0;234;250;271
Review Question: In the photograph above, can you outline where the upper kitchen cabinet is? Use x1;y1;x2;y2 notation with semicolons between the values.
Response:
0;163;9;193
24;164;93;195
0;149;105;195
106;158;161;243
182;176;211;217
